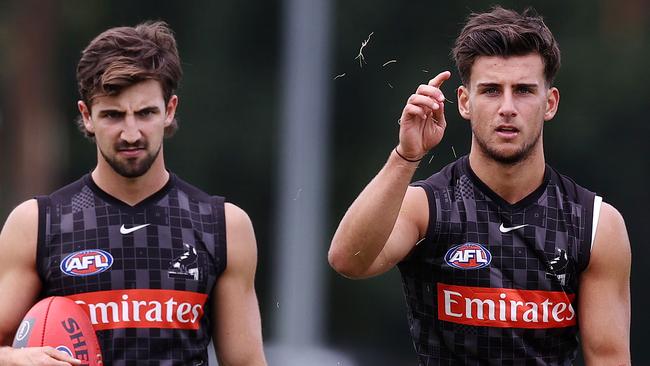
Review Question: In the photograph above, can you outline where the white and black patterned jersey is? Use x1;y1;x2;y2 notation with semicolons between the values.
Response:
399;156;601;365
36;173;226;366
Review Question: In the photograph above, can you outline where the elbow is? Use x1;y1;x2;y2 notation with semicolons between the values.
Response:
327;245;349;276
327;241;367;279
583;342;630;366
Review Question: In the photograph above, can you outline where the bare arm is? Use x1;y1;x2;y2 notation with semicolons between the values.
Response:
0;200;41;345
213;203;266;366
0;200;81;365
328;71;451;279
329;157;427;279
579;202;631;365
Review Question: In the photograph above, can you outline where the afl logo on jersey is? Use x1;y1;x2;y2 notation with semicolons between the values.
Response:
444;243;492;270
60;249;114;277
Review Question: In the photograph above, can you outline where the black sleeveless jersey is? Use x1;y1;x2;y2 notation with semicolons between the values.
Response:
36;173;226;366
398;156;601;365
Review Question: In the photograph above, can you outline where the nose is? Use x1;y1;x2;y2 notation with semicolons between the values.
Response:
120;114;142;143
498;90;517;119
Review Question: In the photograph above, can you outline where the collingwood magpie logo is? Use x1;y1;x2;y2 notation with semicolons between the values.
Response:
545;249;572;286
168;243;200;280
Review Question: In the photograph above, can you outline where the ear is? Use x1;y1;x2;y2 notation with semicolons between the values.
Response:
164;95;179;127
78;100;95;134
457;85;471;120
544;87;560;121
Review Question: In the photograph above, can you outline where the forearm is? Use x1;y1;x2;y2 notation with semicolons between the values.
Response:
214;309;267;366
217;349;266;366
329;149;419;277
582;304;630;366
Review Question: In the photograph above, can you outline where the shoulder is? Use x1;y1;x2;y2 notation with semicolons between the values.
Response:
587;202;630;272
224;203;254;233
46;175;89;202
598;202;626;229
171;174;219;203
593;202;628;249
407;157;466;235
0;199;39;261
223;203;257;271
2;199;38;231
547;166;596;204
412;156;465;192
409;157;464;214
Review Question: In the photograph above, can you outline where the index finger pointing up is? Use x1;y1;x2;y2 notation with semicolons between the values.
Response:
428;71;452;88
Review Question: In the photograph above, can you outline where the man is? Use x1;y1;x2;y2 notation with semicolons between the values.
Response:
0;21;267;365
329;7;630;365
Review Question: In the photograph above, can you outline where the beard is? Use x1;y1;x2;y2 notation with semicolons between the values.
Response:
473;126;542;165
99;140;161;178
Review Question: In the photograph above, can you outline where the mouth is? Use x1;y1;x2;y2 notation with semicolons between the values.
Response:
117;147;145;158
495;125;519;138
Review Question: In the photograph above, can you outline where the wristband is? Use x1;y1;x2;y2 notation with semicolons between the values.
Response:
394;148;423;163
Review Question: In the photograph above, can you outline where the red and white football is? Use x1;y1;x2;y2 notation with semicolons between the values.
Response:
12;296;103;365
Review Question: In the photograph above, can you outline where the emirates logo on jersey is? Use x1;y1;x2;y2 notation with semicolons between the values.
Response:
66;289;208;331
438;283;576;329
444;243;492;270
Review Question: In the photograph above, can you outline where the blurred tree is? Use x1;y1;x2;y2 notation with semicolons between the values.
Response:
3;0;64;205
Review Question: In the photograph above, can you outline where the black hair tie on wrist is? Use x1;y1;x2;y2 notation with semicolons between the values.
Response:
394;148;424;163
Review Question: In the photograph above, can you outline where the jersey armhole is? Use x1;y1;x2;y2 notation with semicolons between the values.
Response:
590;195;603;251
34;195;50;283
409;181;437;247
212;196;227;276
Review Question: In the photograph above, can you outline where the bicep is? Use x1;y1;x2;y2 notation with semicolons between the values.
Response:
0;200;41;345
579;202;631;364
212;203;265;366
362;186;429;278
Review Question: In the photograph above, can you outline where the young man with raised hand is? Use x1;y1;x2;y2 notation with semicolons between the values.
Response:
329;7;630;365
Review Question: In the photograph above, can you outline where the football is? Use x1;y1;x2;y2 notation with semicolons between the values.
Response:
12;296;103;365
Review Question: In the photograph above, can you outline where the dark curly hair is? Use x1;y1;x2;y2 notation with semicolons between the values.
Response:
452;6;560;87
76;21;182;139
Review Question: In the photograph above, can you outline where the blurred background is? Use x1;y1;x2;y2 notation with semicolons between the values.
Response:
0;0;648;364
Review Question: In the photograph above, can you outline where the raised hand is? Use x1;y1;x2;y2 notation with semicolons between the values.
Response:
397;71;451;161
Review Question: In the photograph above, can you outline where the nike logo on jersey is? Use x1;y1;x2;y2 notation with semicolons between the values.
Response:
498;223;529;233
120;224;150;235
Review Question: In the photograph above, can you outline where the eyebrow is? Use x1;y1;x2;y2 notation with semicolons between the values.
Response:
97;108;125;116
136;106;161;113
96;106;161;115
476;82;540;88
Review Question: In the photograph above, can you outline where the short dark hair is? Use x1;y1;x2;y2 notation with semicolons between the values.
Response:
76;20;182;139
452;6;560;87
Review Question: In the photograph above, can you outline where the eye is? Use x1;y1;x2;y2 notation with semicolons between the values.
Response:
137;109;157;118
482;87;499;95
516;86;534;94
104;111;121;119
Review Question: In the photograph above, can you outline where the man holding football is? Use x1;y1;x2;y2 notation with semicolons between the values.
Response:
0;21;266;365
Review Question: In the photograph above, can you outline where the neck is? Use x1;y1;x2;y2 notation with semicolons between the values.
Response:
91;149;169;206
468;144;546;205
